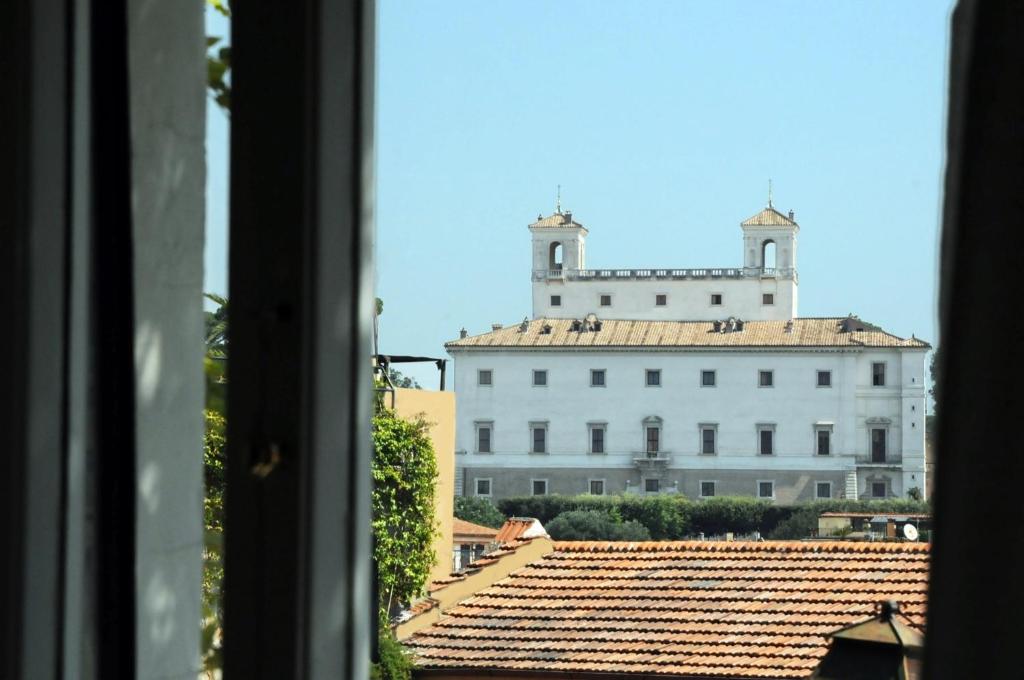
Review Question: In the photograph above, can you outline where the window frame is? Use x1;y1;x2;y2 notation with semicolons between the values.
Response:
475;478;493;497
871;481;888;498
870;426;888;462
645;369;662;387
757;424;776;456
655;293;668;306
815;424;833;456
529;421;548;454
758;369;774;388
699;480;717;498
710;292;723;306
644;478;660;494
872;361;887;387
474;421;493;454
762;292;775;305
757;480;776;500
550;294;561;307
477;368;493;386
588;422;607;454
815;481;832;499
531;478;549;496
699;423;718;455
817;370;832;387
599;293;612;307
532;369;547;387
701;369;716;387
590;368;606;387
643;418;662;455
588;479;606;496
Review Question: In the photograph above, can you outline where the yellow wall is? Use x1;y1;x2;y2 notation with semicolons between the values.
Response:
393;388;456;584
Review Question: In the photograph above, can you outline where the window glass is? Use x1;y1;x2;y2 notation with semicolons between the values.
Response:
531;426;546;453
817;429;831;455
758;481;774;498
872;481;887;498
590;426;605;454
871;428;886;462
533;369;547;386
872;362;886;386
655;294;667;306
816;482;831;499
646;369;661;386
759;370;773;387
711;293;723;305
589;480;604;495
817;370;832;387
700;481;716;497
476;479;491;496
532;480;548;496
477;425;491;453
646;426;660;454
762;293;774;305
600;294;612;306
701;370;716;387
759;428;774;455
644;478;660;493
478;369;492;385
701;427;716;454
591;369;606;387
550;295;561;307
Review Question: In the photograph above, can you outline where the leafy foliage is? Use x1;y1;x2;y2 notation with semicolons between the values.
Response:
689;497;773;536
371;632;414;680
454;495;506;529
372;409;439;622
546;510;650;541
388;368;421;389
201;409;227;673
205;1;231;113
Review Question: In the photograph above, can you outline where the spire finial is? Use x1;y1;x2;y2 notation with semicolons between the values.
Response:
768;178;773;208
556;185;562;214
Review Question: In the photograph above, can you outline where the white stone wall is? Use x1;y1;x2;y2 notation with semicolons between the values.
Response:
532;275;797;321
451;347;928;500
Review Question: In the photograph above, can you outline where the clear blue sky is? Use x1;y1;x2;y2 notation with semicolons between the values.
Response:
206;2;952;389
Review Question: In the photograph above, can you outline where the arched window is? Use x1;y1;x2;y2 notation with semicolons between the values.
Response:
761;240;776;270
549;242;563;270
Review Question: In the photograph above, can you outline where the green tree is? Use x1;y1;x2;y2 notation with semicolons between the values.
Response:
372;409;439;621
387;368;421;389
206;0;231;113
454;496;505;529
546;510;651;541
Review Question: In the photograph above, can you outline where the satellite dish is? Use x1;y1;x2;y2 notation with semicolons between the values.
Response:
903;524;919;541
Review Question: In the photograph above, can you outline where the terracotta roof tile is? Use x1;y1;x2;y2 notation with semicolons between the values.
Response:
452;518;500;540
529;211;586;229
494;517;548;544
741;206;798;227
446;317;930;350
406;540;929;679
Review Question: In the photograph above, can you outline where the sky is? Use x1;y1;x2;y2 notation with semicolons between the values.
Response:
205;1;953;389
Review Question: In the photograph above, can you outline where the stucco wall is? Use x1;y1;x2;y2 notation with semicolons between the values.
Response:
394;388;456;583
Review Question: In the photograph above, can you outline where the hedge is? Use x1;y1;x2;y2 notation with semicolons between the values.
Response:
496;495;930;540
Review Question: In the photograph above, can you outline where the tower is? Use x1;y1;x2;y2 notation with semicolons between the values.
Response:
740;202;799;275
529;210;587;275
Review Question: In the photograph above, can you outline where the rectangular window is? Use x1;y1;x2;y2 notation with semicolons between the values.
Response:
478;369;493;386
646;369;661;387
758;425;775;455
475;423;492;453
600;294;612;307
646;426;660;455
710;293;723;306
871;428;887;462
816;481;832;499
590;369;606;387
475;478;492;497
758;481;775;499
589;479;605;496
644;478;660;493
816;424;833;456
530;423;547;454
550;294;561;307
655;293;667;306
759;370;774;387
872;362;886;386
589;424;606;454
700;481;716;498
700;425;717;455
701;370;716;387
871;481;887;498
533;369;547;386
817;370;832;387
762;293;774;305
532;479;548;496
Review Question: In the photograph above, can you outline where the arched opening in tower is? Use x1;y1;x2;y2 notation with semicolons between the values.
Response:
549;242;563;270
761;240;777;270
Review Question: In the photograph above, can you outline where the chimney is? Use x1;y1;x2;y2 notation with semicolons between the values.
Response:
788;209;795;221
491;323;503;331
459;328;468;339
784;320;794;334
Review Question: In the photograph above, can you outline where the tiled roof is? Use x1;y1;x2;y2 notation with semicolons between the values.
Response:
530;211;586;229
741;206;798;227
406;540;929;679
453;518;500;541
446;317;930;350
494;517;549;544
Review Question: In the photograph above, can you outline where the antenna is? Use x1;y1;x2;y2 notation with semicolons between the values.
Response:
556;184;561;214
903;524;919;541
768;178;773;208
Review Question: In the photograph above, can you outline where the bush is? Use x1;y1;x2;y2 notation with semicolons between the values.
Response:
371;633;413;680
689;497;773;536
454;495;506;529
546;510;651;541
617;495;690;539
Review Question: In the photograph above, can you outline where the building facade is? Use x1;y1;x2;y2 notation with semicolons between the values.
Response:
448;204;929;503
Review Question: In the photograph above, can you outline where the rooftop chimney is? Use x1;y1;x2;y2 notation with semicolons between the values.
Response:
459;328;468;339
788;210;795;221
491;323;503;331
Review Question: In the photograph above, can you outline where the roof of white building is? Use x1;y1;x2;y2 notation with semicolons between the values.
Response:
529;211;586;229
446;316;930;350
741;205;798;227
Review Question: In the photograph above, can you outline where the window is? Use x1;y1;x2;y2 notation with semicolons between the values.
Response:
600;294;612;307
530;423;547;454
655;293;667;306
758;370;774;387
758;424;775;455
590;369;606;387
700;481;716;498
589;479;605;495
817;370;832;387
475;422;492;453
871;427;887;462
646;369;661;387
533;369;547;386
762;293;774;305
815;481;832;499
710;293;723;306
644;478;660;493
532;479;548;496
478;369;493;386
757;480;775;499
816;424;833;456
700;424;717;455
872;362;886;386
475;478;492;497
645;425;660;455
701;370;716;387
550;294;561;307
589;423;606;454
871;481;887;498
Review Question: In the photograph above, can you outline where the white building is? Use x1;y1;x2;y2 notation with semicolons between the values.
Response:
447;203;929;503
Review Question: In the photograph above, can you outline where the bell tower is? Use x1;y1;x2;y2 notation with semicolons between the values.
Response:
529;209;587;318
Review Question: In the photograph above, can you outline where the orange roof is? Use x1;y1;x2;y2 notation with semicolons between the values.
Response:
741;205;798;227
406;540;929;679
494;517;548;544
452;518;499;541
